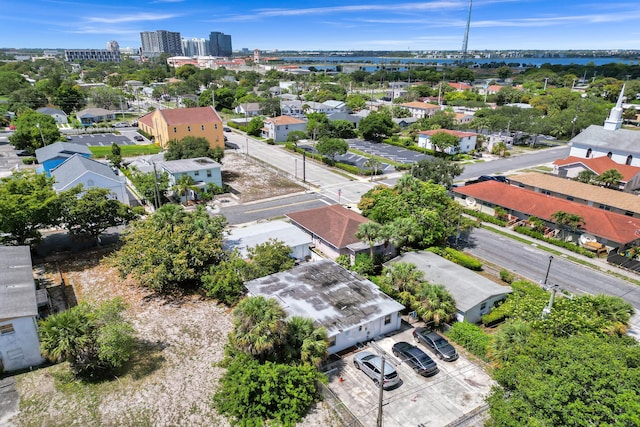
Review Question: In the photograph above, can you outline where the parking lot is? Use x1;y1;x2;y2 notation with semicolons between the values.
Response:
324;325;493;427
348;139;431;165
298;143;394;174
65;132;147;146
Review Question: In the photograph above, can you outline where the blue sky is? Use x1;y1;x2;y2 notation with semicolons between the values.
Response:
2;0;640;51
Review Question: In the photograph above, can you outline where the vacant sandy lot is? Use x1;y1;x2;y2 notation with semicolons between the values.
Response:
10;253;338;427
221;152;304;203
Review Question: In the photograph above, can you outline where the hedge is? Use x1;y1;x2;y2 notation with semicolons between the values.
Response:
447;322;490;361
429;247;483;271
513;226;596;258
283;143;374;176
463;209;508;226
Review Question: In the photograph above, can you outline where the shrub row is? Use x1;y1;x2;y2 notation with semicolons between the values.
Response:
447;322;490;361
463;209;508;227
284;143;373;176
481;279;549;326
429;247;483;271
513;226;596;258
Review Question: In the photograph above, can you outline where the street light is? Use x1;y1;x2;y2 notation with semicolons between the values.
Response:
36;122;45;147
542;255;553;287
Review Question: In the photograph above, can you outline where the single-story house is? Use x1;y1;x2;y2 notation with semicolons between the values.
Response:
245;259;405;353
552;156;640;192
286;204;393;261
328;111;362;127
36;107;68;124
76;108;116;126
454;180;640;248
509;172;640;218
387;251;512;324
35;142;91;175
51;154;129;205
418;129;478;154
453;112;474;125
399;101;440;119
0;246;45;372
225;220;312;261
234;103;262;117
392;117;419;128
322;100;348;113
261;115;307;142
159;157;222;201
446;82;474;92
138;106;224;150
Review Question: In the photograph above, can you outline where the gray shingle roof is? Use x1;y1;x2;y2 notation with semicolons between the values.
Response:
387;251;512;312
51;154;119;190
36;107;67;116
225;220;311;258
0;246;37;319
159;157;221;174
572;125;640;155
35;142;91;164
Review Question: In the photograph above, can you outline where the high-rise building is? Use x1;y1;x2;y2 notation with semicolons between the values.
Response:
208;32;232;57
140;30;183;56
106;40;120;52
181;38;208;57
65;49;121;63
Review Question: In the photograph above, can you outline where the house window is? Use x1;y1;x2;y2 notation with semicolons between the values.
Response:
566;196;574;201
201;125;205;131
598;204;611;211
328;336;336;348
625;211;634;217
173;127;177;133
627;155;633;165
586;148;592;158
188;126;191;132
214;124;218;129
0;324;15;334
194;170;199;176
384;314;392;325
207;170;212;177
7;348;23;360
480;302;487;311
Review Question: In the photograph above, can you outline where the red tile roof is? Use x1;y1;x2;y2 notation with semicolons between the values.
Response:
553;156;640;182
139;106;222;126
454;181;640;245
265;115;306;125
447;82;473;91
286;205;370;249
419;129;477;138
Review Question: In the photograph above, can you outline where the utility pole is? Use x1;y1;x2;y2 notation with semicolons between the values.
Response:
36;122;46;146
541;255;555;317
542;255;553;287
152;162;161;210
302;150;306;183
376;356;385;427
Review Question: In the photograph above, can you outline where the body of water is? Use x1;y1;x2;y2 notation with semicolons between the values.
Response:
278;56;639;71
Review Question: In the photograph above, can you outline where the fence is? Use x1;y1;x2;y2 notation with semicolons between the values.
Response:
317;381;363;427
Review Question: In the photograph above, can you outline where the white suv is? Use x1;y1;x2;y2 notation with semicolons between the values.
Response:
353;350;401;389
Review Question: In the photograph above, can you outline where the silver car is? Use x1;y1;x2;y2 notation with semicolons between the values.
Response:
353;350;401;389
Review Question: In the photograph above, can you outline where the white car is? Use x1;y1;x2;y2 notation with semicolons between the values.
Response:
353;350;401;389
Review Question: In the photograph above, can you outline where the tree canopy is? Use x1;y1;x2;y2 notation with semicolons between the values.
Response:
164;136;224;163
315;137;349;161
359;110;395;142
411;157;464;188
9;111;61;154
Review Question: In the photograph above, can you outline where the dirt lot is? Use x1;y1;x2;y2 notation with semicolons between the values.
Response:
221;152;304;203
9;253;339;427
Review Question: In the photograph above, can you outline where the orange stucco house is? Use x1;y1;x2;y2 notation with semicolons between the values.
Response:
138;106;224;150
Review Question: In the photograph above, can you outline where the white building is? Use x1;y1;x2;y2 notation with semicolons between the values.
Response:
418;129;478;154
0;246;45;372
388;251;512;324
261;115;307;142
245;260;404;353
225;220;312;261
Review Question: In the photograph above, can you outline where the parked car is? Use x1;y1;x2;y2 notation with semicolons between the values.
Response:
224;136;228;142
413;328;459;362
134;135;144;141
392;341;439;377
353;350;401;389
223;126;231;132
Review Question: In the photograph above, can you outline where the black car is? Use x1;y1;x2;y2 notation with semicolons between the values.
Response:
413;328;459;362
478;175;509;184
392;341;439;377
134;135;144;141
223;126;231;132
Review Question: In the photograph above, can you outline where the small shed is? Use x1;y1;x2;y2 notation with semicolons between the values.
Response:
225;220;312;261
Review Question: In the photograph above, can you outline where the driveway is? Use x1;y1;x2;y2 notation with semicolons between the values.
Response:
324;325;493;427
0;377;19;426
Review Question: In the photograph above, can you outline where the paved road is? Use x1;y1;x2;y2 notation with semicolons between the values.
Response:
462;227;640;335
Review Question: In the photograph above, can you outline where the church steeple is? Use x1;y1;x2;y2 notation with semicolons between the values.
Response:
603;84;625;131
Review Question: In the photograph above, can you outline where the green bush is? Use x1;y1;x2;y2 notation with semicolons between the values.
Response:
447;322;491;361
463;209;508;226
499;269;514;284
481;308;507;327
265;138;275;145
514;226;596;258
429;247;482;271
21;157;36;164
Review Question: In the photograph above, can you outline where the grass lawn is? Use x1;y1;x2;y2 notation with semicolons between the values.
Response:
89;144;161;158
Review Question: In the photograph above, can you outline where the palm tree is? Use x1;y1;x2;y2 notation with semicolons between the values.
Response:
381;262;424;293
387;217;421;251
230;296;286;361
591;294;635;335
39;304;91;363
172;174;197;204
575;170;596;184
355;221;383;260
596;169;623;189
551;210;584;241
488;320;532;363
415;283;457;328
283;316;328;367
363;155;382;182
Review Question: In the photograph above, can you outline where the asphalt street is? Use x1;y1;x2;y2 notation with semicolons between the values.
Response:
462;226;640;336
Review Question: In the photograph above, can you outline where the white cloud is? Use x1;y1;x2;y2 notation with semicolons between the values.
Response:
86;13;181;24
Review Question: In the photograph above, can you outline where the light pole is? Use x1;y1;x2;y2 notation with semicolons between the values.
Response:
541;255;555;317
36;122;45;147
542;255;553;287
543;77;549;91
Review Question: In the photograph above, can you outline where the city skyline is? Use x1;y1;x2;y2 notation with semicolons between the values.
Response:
2;1;640;52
